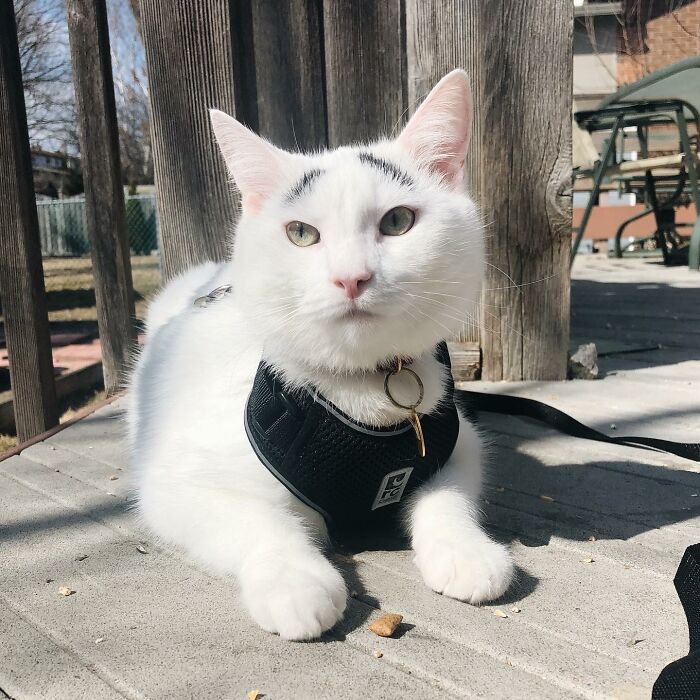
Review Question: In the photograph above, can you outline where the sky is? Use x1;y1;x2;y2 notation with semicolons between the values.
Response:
21;0;145;152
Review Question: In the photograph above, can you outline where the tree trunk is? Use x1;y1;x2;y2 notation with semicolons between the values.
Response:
322;0;406;146
66;0;137;395
0;2;59;441
406;0;573;380
139;0;240;280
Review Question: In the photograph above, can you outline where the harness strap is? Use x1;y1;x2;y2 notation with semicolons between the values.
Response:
457;390;700;463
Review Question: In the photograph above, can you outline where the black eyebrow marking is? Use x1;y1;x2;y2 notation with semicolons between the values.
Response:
286;168;324;201
358;152;414;188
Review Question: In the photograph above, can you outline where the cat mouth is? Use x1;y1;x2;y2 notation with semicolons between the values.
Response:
337;307;377;321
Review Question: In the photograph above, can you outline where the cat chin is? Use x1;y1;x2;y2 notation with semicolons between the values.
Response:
260;320;448;374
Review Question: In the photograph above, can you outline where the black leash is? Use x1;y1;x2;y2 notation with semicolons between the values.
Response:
456;390;700;463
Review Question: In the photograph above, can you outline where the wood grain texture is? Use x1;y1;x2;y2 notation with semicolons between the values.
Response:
406;0;573;380
140;0;239;279
66;0;137;394
250;0;326;150
322;0;406;146
0;3;59;441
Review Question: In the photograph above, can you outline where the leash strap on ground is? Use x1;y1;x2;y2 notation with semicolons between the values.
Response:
457;390;700;463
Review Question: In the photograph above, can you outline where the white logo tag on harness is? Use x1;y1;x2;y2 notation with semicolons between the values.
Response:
371;467;414;510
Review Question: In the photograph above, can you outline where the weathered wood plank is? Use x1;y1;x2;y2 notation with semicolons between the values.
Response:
447;341;481;381
140;0;239;280
322;0;406;146
406;0;573;380
0;2;59;442
65;0;136;395
250;0;326;150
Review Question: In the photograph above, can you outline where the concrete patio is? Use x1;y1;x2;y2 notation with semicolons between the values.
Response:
1;256;699;699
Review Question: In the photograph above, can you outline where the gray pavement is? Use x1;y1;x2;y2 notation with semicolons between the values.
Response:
1;256;699;699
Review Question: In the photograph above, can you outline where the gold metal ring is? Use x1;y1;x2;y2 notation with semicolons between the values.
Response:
384;367;424;410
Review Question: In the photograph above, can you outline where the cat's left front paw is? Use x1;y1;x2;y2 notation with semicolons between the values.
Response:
414;536;514;604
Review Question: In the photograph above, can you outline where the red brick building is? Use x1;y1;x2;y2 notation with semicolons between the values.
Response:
574;0;700;108
617;0;700;84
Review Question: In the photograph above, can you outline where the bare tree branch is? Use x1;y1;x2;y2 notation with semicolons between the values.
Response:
14;0;76;150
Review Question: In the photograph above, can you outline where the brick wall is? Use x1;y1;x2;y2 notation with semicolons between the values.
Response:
618;0;700;84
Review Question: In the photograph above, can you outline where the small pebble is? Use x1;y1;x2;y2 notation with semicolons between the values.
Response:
109;475;119;481
493;609;508;619
95;637;106;644
582;557;595;564
247;691;261;700
58;586;75;596
75;554;88;562
510;606;521;614
45;578;54;584
610;423;617;430
539;495;554;503
373;649;383;658
136;544;149;554
587;535;597;542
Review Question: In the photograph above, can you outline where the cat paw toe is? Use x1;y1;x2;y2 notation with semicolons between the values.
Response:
415;538;514;605
242;557;347;641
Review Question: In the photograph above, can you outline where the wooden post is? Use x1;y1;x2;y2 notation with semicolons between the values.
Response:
66;0;136;394
322;0;406;146
0;2;59;442
406;1;573;381
139;0;240;280
249;0;326;150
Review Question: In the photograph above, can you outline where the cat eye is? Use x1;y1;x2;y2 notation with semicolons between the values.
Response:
286;220;320;247
379;206;415;236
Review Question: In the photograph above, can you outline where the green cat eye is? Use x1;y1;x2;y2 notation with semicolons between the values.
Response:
286;220;320;247
379;206;415;236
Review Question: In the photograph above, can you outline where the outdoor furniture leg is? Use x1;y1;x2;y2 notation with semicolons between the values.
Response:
644;169;668;265
614;206;655;258
677;110;700;270
572;117;621;261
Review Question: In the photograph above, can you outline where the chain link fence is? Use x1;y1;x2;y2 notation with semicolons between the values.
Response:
36;194;159;257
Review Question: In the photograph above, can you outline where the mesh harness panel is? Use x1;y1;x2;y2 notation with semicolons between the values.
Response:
245;343;460;527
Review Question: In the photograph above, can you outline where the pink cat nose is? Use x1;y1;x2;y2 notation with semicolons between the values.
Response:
332;273;372;300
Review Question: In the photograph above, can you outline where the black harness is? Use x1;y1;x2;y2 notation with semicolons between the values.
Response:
245;344;460;527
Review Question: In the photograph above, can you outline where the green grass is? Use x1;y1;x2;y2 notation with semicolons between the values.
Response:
0;256;162;453
42;255;161;324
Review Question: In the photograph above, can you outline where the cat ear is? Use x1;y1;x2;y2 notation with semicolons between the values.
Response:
397;69;473;188
209;109;292;212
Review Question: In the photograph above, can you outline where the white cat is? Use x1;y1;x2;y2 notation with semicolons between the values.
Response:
127;70;514;641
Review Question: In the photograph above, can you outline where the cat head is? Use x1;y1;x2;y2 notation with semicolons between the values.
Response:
211;69;483;372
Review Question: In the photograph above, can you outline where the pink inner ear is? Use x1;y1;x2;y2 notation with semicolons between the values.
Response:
210;109;292;203
398;70;473;188
243;193;263;214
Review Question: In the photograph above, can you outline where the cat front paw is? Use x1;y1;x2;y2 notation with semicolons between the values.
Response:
241;554;347;641
414;536;514;604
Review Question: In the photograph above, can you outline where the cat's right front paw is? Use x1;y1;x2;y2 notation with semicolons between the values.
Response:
241;554;347;641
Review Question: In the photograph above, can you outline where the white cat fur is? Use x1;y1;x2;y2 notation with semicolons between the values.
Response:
128;70;514;641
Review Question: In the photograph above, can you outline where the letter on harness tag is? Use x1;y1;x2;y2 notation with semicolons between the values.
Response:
371;467;414;510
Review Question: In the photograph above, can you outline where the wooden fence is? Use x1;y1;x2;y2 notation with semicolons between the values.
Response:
0;0;573;442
